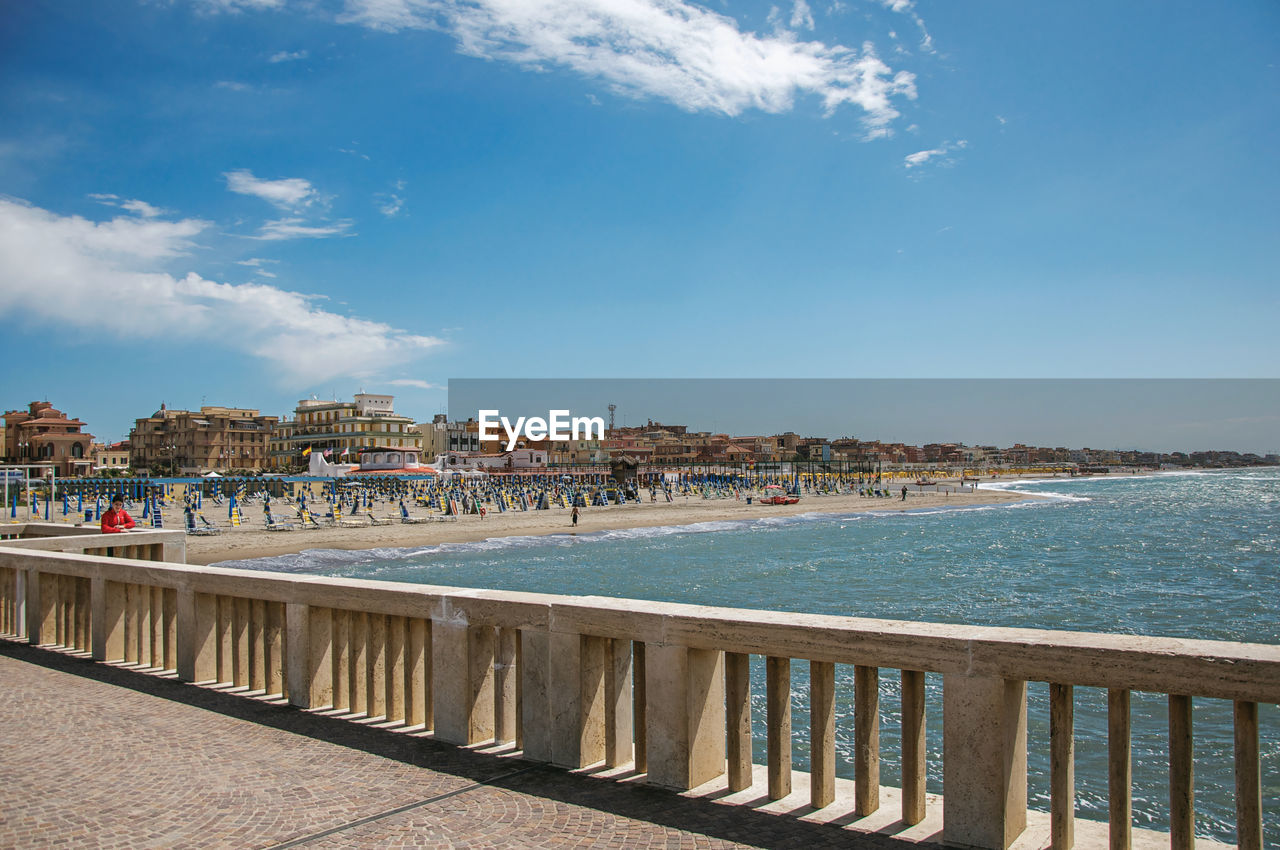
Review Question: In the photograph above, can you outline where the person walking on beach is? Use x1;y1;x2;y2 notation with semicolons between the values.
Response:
571;506;579;527
101;496;136;533
900;485;908;501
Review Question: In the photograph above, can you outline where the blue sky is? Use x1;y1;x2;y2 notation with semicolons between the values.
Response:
1;1;1277;445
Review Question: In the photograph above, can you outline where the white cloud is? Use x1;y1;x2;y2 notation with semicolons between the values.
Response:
903;138;966;170
338;0;917;126
214;80;254;92
198;0;286;10
89;194;167;218
876;0;932;53
237;257;279;277
121;199;166;218
376;180;406;217
269;49;309;62
254;217;354;240
225;169;319;209
790;0;814;31
903;147;941;167
0;197;441;384
387;379;443;390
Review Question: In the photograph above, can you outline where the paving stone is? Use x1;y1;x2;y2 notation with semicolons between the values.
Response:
1;640;893;849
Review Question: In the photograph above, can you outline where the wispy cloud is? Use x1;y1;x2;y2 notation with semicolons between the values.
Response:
337;0;917;127
376;179;406;217
387;378;443;390
89;194;168;219
904;138;966;171
237;257;279;278
877;0;932;53
197;0;286;11
225;169;319;210
0;197;440;383
790;0;814;31
338;147;371;160
214;80;254;92
269;49;308;63
254;217;354;240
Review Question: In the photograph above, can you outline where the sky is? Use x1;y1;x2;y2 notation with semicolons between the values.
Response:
1;1;1277;446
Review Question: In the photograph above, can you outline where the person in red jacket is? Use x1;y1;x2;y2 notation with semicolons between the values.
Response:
101;496;136;533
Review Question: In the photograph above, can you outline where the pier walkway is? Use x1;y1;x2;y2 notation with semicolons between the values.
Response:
2;526;1263;849
1;640;903;850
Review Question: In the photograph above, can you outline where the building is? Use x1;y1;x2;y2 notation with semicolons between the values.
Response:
2;401;95;477
412;414;482;458
269;394;419;470
92;441;131;472
131;405;278;475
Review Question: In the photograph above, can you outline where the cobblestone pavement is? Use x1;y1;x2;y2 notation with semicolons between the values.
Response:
0;641;907;849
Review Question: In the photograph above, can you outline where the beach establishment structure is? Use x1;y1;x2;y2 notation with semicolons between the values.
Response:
1;402;95;478
129;405;278;477
0;524;1272;849
269;394;420;470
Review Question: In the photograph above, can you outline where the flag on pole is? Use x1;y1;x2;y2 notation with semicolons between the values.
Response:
302;446;312;457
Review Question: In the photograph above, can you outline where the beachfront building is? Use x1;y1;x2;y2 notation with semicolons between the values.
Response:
413;414;481;457
130;405;278;475
548;437;609;467
92;441;131;473
268;394;420;470
2;401;96;477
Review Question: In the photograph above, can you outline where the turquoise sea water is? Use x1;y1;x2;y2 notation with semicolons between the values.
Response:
224;469;1280;842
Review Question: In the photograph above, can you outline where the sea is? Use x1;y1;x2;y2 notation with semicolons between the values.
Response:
221;468;1280;843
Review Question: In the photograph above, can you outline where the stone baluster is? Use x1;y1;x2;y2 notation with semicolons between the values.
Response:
406;618;429;729
766;656;791;800
432;618;495;745
810;660;836;808
1234;700;1261;850
604;637;633;768
1108;688;1131;850
901;669;927;825
367;614;387;719
855;664;880;816
942;674;1028;849
644;643;724;791
1168;694;1194;850
494;627;518;745
386;615;406;723
725;651;752;792
548;632;607;769
332;609;351;711
1050;683;1074;849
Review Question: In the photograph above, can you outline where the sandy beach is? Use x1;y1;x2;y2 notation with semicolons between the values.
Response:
186;483;1042;565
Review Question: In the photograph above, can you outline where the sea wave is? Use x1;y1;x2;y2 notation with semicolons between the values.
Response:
977;480;1092;502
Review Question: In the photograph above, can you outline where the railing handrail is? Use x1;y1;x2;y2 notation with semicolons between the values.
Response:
3;545;1277;703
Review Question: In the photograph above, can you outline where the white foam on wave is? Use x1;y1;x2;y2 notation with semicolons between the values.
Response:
979;479;1092;503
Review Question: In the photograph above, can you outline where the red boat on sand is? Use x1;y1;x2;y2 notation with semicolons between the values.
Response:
758;485;799;505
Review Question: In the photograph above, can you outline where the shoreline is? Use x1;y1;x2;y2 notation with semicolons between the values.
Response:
188;483;1046;565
